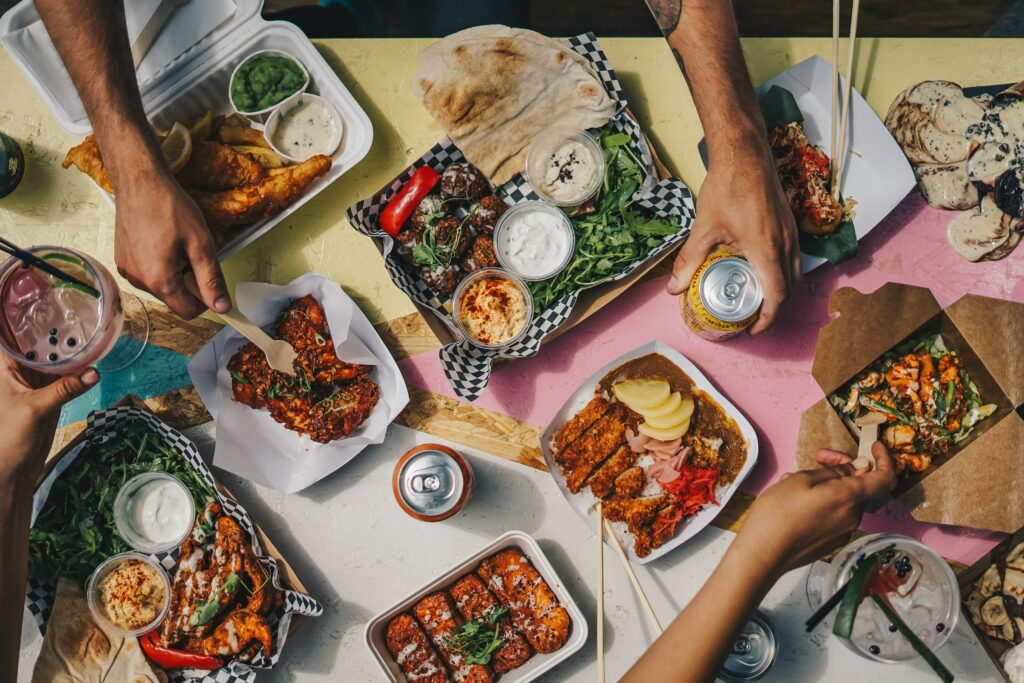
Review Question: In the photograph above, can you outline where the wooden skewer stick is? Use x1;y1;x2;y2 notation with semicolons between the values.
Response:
833;0;861;201
830;0;840;190
597;502;605;683
603;519;664;635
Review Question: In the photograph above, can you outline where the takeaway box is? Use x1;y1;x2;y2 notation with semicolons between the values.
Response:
796;282;1024;532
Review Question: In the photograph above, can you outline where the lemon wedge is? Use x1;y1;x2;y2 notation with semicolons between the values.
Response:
160;122;192;174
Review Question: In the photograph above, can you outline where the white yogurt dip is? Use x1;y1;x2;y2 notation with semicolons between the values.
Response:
495;203;574;280
116;474;194;552
270;96;340;159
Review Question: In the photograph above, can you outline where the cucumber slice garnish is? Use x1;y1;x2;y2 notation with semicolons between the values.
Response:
54;281;100;299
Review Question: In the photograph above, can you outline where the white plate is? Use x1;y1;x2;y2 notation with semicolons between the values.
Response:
540;340;759;565
364;530;588;683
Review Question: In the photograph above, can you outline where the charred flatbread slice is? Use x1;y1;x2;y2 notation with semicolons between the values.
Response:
885;81;984;165
947;197;1021;261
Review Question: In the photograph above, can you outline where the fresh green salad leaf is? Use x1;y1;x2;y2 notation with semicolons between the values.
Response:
29;422;216;585
445;606;509;665
529;127;682;311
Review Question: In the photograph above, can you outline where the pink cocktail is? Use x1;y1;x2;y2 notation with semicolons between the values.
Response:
0;246;123;374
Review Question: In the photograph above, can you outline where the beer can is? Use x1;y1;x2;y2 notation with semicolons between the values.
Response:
719;609;778;681
681;245;762;341
0;132;25;199
392;444;473;522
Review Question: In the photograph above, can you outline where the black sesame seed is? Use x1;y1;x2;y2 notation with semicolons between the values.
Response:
49;336;58;345
49;328;57;335
889;623;898;632
25;351;35;360
67;337;76;347
897;570;908;578
869;645;880;655
47;353;57;361
936;623;945;633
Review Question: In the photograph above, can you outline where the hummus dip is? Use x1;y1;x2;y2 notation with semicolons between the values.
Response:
540;139;600;204
457;275;529;346
98;558;167;631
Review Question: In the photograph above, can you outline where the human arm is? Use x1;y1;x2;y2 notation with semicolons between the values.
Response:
622;442;897;682
34;0;230;319
0;360;98;682
643;0;799;332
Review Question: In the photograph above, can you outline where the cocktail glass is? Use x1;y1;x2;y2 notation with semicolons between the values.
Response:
0;245;136;374
806;533;960;662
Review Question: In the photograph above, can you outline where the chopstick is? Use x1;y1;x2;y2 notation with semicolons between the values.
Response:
805;580;849;632
832;0;862;200
830;0;840;189
0;237;99;297
603;519;663;635
596;502;605;683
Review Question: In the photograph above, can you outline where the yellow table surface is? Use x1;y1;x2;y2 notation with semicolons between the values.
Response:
3;37;1023;327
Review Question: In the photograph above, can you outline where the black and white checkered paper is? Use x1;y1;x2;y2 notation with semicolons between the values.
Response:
346;33;696;401
25;407;323;683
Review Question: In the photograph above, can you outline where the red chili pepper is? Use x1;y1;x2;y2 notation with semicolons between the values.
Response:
379;166;441;237
139;630;223;671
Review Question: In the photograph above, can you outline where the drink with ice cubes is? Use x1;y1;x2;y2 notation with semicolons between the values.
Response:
809;533;960;662
0;246;122;374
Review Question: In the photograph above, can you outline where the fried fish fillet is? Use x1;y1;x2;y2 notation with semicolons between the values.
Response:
178;140;266;191
477;550;570;655
62;135;113;193
188;154;332;229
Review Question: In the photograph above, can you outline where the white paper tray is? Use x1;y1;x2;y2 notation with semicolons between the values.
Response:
0;0;372;260
364;530;588;683
540;340;759;565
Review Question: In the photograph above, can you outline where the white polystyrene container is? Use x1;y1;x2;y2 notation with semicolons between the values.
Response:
0;0;372;259
364;530;588;683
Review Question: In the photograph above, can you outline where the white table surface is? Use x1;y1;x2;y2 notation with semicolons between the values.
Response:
18;423;1004;682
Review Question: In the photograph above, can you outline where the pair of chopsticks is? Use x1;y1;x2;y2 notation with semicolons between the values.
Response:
0;236;99;297
596;502;663;681
830;0;861;201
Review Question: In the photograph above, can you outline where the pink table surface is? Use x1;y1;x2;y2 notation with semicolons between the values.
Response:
399;194;1024;567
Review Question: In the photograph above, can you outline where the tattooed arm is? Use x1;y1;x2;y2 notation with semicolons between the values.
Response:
645;0;799;334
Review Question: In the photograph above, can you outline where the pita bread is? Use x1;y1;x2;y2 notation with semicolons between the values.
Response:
412;25;617;185
884;81;984;165
31;578;167;683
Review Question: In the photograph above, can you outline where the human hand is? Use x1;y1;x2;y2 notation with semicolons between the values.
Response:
730;442;897;578
667;142;799;333
114;169;230;319
0;357;99;489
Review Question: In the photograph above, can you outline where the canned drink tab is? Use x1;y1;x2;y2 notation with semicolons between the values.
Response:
719;609;778;681
699;258;763;323
392;444;473;522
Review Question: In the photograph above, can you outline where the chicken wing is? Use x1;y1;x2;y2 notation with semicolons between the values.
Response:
178;140;266;191
385;614;449;683
477;550;570;655
62;136;113;193
188;154;331;229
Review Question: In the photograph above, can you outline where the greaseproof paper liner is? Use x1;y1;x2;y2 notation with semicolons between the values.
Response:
188;272;408;494
345;33;697;402
25;407;323;683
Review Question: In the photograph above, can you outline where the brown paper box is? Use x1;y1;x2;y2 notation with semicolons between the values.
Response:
796;283;1024;532
41;396;309;634
958;531;1024;683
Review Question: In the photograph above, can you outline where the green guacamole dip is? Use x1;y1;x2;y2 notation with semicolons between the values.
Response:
230;54;306;112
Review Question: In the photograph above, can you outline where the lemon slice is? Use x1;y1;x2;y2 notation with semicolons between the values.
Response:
160;122;192;174
188;110;213;140
639;392;682;419
613;379;671;411
638;417;691;442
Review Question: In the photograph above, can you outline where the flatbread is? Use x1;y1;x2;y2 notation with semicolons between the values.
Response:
884;81;985;166
412;25;617;184
31;578;167;683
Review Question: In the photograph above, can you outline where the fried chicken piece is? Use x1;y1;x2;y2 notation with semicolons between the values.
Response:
603;494;672;535
275;295;371;384
450;573;531;674
552;396;612;460
385;614;449;683
414;592;494;682
587;445;637;499
265;375;380;443
561;403;629;488
63;136;113;193
189;154;331;228
199;610;272;661
478;550;570;655
609;466;646;500
178;140;266;191
228;341;274;409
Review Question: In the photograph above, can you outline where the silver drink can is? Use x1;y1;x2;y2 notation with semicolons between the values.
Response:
719;609;778;681
392;444;473;522
699;257;763;325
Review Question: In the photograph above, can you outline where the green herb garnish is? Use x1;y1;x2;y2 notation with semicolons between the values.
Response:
445;606;508;665
29;422;216;586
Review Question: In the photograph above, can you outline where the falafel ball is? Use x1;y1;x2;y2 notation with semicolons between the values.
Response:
468;195;509;234
461;235;499;273
420;264;462;298
393;221;424;264
409;193;445;232
440;162;488;200
433;216;472;259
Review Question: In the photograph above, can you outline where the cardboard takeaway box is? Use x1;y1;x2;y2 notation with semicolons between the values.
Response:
795;283;1024;533
957;530;1024;682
